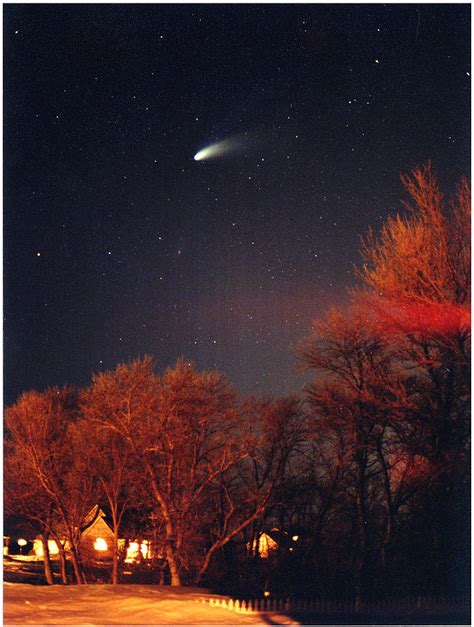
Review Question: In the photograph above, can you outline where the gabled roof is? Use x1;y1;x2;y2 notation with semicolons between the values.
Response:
81;505;113;536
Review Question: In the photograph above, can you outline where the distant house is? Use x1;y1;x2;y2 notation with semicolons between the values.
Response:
246;528;302;559
30;506;152;563
247;531;279;559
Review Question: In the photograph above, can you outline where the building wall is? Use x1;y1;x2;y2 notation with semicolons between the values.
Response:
80;516;116;561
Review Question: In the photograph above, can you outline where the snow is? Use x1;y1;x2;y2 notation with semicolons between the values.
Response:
4;583;299;625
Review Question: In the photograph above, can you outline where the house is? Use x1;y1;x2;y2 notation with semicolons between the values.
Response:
247;531;279;559
79;506;116;560
30;506;152;564
246;528;302;559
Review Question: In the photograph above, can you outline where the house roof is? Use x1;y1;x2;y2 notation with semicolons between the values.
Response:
81;506;114;538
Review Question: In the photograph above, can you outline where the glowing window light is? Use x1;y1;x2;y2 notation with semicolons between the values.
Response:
94;538;108;551
34;540;43;557
17;538;27;546
125;541;140;563
35;539;60;557
247;533;278;559
48;540;59;555
125;540;150;563
292;535;299;541
140;541;149;559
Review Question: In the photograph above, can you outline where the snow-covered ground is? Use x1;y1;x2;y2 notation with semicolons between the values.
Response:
4;583;298;625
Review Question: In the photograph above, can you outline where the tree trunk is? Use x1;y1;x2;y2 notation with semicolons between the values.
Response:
41;533;55;585
166;547;181;586
354;449;369;601
69;544;85;584
146;468;182;586
57;543;68;584
375;437;395;569
112;527;119;585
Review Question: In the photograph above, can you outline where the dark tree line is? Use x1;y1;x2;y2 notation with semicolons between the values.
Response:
4;165;470;600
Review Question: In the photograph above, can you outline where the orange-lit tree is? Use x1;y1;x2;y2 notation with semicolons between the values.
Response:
84;357;280;586
356;163;470;595
73;408;138;585
5;387;98;584
358;163;470;466
4;445;58;584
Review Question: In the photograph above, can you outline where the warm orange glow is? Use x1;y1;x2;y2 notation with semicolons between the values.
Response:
33;539;60;557
48;541;59;555
94;538;108;551
292;535;299;541
17;539;27;547
247;533;278;558
389;452;433;489
125;540;150;563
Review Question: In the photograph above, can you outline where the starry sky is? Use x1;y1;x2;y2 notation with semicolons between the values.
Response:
4;4;470;405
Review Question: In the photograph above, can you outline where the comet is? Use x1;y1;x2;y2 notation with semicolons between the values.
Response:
193;136;246;162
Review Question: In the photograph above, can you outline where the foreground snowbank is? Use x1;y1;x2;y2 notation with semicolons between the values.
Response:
4;583;297;625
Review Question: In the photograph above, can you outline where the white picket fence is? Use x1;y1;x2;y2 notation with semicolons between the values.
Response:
198;595;466;617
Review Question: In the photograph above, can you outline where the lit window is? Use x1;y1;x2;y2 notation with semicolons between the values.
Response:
125;541;140;563
140;541;149;559
125;541;150;563
94;538;108;551
48;541;59;555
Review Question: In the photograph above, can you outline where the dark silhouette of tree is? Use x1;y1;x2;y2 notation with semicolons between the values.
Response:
298;305;420;599
199;396;306;586
357;164;470;595
294;164;470;599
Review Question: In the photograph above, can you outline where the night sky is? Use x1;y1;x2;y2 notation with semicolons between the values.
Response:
4;4;470;405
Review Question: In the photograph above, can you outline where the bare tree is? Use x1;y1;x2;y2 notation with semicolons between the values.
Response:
298;305;416;599
196;396;306;584
85;357;295;585
4;445;57;584
352;164;471;596
357;164;470;462
73;407;138;585
5;387;98;584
